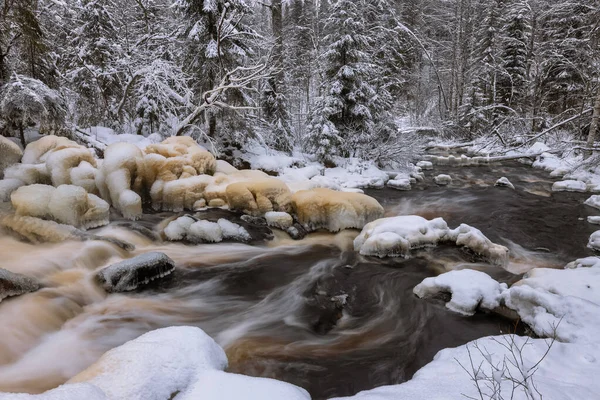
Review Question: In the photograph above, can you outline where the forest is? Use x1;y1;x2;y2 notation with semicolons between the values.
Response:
0;0;598;164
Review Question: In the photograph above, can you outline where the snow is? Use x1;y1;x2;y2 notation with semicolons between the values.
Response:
584;195;600;210
354;216;508;266
588;216;600;225
188;220;224;243
565;256;600;269
434;174;452;185
588;230;600;251
0;383;108;399
265;211;294;230
164;216;196;241
516;267;600;305
82;127;161;149
495;176;515;189
552;180;587;192
413;269;507;315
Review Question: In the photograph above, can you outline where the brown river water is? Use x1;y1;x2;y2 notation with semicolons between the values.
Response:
0;162;596;399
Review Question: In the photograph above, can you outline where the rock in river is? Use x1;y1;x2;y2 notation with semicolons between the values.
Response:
96;252;175;293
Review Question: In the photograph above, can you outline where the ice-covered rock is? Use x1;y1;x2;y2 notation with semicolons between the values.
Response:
265;211;293;230
0;268;40;302
387;178;411;190
584;195;600;210
588;231;600;251
95;252;175;292
434;174;452;185
11;184;109;230
413;269;507;315
354;216;509;266
0;135;22;178
291;188;384;232
495;177;514;189
416;160;433;170
226;178;292;216
551;180;587;192
164;215;196;241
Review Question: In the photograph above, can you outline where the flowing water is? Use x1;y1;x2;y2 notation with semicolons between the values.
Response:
0;162;596;399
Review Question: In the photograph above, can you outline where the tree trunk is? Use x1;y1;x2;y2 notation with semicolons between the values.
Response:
585;90;600;158
18;123;25;147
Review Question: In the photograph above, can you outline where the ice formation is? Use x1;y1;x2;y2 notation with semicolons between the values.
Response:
291;188;385;232
588;216;600;225
495;176;514;189
226;178;292;216
0;136;22;178
95;252;175;292
551;180;587;192
354;216;509;266
584;195;600;210
387;177;411;190
0;268;40;302
413;269;507;315
416;160;433;170
96;142;145;220
11;184;109;229
588;230;600;251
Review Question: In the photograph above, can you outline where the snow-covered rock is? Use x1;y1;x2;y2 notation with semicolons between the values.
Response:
565;256;600;269
0;383;108;400
291;188;384;232
354;216;508;266
495;177;514;189
584;195;600;210
265;211;293;230
551;180;587;192
387;177;411;190
413;269;507;315
416;160;433;170
587;216;600;225
0;268;40;302
0;135;22;179
164;216;251;243
588;230;600;251
434;174;452;185
11;184;109;230
95;252;175;292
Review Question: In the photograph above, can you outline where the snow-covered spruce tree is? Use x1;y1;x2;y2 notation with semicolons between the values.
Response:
67;0;125;125
305;0;392;161
0;74;66;146
497;0;531;111
176;0;256;139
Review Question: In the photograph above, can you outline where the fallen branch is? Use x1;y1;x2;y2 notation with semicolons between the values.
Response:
73;128;107;156
426;142;475;151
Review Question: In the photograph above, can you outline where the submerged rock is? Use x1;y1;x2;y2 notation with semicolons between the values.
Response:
0;268;40;302
96;252;175;292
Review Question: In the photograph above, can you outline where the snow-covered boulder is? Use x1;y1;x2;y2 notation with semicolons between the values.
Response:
145;136;216;176
96;142;145;220
588;216;600;225
565;256;600;269
495;177;514;189
164;216;251;243
265;211;294;230
584;195;600;210
21;135;80;164
551;180;587;192
0;135;22;179
226;178;292;216
416;160;433;170
95;252;175;293
0;268;40;302
588;231;600;251
434;174;452;185
387;177;411;190
354;216;509;266
11;184;109;230
291;188;384;232
413;269;507;315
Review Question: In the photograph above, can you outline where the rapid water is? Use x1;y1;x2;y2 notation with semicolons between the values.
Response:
0;162;595;399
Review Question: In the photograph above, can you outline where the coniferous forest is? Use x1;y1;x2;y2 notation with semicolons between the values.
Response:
0;0;599;162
